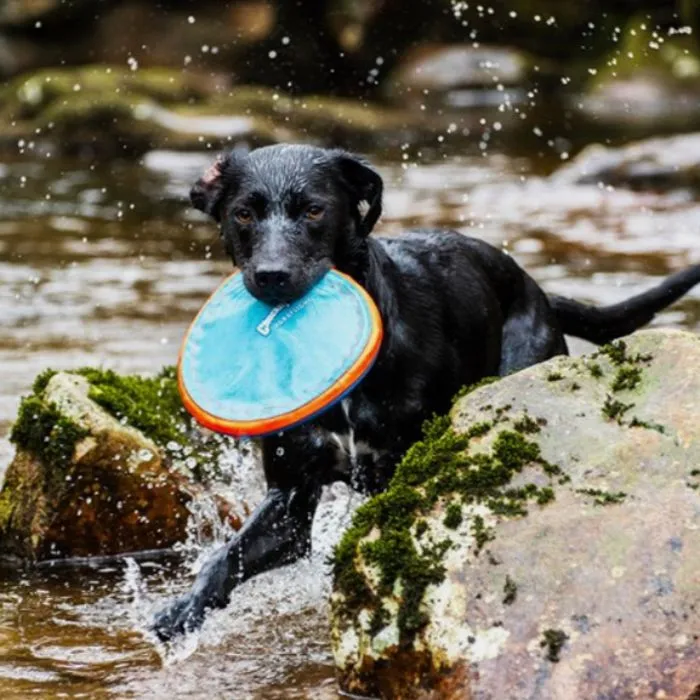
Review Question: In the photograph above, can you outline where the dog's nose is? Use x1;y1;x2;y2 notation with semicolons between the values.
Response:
254;268;291;291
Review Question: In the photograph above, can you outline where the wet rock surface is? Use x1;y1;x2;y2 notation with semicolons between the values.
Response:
0;368;245;562
551;132;700;192
0;65;499;158
384;43;532;107
330;328;700;699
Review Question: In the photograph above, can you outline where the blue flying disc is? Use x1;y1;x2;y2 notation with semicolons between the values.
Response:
178;269;383;438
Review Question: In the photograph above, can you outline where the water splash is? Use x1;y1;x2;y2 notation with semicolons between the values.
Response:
147;479;365;673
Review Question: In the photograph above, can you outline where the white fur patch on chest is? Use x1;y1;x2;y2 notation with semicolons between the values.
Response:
328;399;382;471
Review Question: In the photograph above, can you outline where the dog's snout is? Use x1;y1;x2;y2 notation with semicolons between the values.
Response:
254;267;291;291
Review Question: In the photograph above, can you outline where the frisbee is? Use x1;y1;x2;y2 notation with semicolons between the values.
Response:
178;269;383;438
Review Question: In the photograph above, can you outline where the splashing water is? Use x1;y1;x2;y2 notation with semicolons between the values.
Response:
1;142;700;696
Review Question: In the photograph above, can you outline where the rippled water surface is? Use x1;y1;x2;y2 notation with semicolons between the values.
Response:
1;143;699;698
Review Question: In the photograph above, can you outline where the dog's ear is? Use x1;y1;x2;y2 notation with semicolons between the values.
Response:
333;151;383;236
190;150;244;223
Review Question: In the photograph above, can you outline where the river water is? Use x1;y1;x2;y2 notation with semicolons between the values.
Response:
1;143;699;698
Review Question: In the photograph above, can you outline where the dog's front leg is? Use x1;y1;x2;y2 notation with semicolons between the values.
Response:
152;430;334;642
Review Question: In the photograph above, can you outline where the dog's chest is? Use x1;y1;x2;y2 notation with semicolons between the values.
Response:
326;398;384;474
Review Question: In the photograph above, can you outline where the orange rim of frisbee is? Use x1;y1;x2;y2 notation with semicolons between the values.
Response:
177;269;383;438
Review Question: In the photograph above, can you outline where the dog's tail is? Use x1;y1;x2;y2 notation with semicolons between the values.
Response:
549;265;700;345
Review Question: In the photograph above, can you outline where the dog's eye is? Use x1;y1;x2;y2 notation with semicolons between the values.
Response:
305;205;324;221
234;208;253;225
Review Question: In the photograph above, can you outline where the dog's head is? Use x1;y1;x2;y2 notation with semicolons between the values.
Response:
190;144;383;305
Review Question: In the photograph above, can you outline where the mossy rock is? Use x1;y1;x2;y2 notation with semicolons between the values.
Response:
552;132;700;193
576;15;700;132
0;64;500;159
0;65;280;157
331;328;700;699
0;368;245;562
0;65;208;120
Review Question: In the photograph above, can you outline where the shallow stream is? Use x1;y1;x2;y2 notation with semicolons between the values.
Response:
1;143;699;698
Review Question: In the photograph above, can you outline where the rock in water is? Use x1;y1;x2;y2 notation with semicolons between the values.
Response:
551;132;700;193
330;328;700;699
0;368;244;562
0;65;480;160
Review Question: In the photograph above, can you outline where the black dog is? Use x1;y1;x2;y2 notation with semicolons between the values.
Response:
153;143;700;640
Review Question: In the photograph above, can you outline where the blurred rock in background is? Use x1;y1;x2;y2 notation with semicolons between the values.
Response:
0;0;697;160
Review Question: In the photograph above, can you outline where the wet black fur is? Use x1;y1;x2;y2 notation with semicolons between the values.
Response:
153;143;700;640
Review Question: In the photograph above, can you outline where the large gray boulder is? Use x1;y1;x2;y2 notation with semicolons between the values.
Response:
330;328;700;699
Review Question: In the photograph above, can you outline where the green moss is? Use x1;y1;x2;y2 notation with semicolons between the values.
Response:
592;344;661;428
414;520;429;539
546;372;563;382
368;605;391;637
599;340;629;366
452;376;499;403
540;629;569;662
422;414;452;442
351;494;450;637
588;362;604;379
361;525;419;588
492;431;541;472
0;485;14;529
597;340;653;367
332;412;562;643
471;514;494;554
443;502;463;529
1;66;206;120
398;416;471;489
576;488;627;505
512;415;542;435
333;557;373;611
602;395;634;423
32;368;59;395
10;365;221;483
395;539;450;635
465;421;493;439
8;390;90;516
629;417;665;434
502;575;517;605
332;482;431;624
611;366;642;392
536;487;555;505
81;366;188;448
493;404;513;420
10;396;88;470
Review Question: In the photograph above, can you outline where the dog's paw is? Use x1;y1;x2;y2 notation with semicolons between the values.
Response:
150;594;206;643
150;545;234;643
